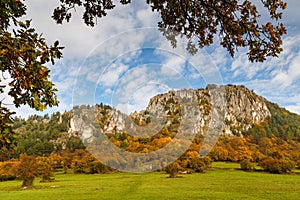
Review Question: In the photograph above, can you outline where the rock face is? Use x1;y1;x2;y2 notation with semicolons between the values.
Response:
223;85;271;135
140;85;270;136
70;85;271;138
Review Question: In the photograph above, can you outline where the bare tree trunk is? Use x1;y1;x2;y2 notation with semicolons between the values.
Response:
22;176;35;188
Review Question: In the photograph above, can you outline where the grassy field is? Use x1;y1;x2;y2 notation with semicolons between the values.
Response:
211;161;241;169
0;165;299;200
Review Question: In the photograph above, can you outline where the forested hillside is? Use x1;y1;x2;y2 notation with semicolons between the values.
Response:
0;85;299;185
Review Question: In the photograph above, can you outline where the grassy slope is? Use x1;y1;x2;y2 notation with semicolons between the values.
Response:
0;168;299;200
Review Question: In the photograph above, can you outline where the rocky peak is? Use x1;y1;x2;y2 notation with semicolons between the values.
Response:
70;85;271;139
223;85;271;135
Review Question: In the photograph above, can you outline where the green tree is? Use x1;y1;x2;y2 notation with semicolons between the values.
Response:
0;0;63;153
53;0;287;62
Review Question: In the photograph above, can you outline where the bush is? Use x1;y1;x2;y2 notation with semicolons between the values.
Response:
201;156;212;167
259;157;295;174
165;162;181;178
189;158;206;173
70;154;111;174
36;156;54;182
71;159;87;174
240;159;254;171
0;160;18;181
88;160;109;174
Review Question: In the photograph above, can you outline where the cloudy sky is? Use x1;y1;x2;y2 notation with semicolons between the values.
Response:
9;0;300;117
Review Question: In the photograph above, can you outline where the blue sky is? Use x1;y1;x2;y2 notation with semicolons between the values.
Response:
8;0;300;117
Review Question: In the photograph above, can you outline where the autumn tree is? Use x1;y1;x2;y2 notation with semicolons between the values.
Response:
0;1;63;153
70;150;110;174
14;154;37;188
209;135;253;162
13;154;55;187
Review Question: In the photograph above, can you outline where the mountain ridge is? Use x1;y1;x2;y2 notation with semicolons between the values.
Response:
12;84;300;156
71;85;273;139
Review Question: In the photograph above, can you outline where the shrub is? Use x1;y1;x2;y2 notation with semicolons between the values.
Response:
71;159;87;174
70;154;111;174
88;160;110;174
240;159;254;171
36;156;54;182
259;157;295;174
189;158;206;173
165;162;181;178
0;160;18;181
201;156;212;167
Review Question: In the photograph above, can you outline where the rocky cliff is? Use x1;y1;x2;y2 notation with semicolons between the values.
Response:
70;85;272;140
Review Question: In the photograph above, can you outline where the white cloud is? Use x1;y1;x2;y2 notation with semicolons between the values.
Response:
229;35;300;83
116;83;170;114
97;63;129;87
286;104;300;114
100;64;174;114
269;52;300;89
54;78;75;94
113;66;149;102
136;7;159;27
209;46;229;68
161;56;185;76
24;0;158;58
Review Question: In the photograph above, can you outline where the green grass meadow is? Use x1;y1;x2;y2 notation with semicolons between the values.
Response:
1;165;300;200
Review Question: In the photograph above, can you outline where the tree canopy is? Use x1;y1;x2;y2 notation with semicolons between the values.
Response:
0;0;63;152
53;0;287;62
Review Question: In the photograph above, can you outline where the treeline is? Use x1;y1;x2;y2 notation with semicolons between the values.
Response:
0;112;85;161
2;133;299;187
0;150;112;187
